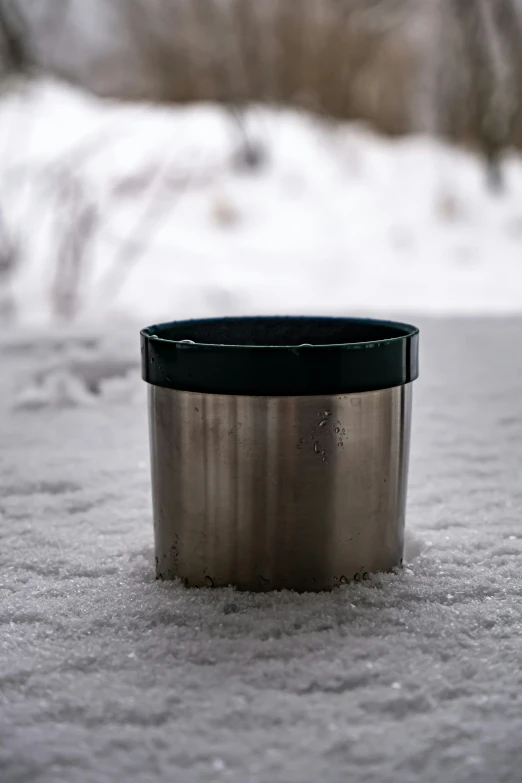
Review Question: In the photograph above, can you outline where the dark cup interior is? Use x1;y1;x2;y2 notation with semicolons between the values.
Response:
154;316;411;347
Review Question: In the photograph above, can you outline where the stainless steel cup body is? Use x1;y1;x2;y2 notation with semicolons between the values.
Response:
148;382;412;591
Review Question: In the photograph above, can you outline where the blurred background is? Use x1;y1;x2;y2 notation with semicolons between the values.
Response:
1;0;522;327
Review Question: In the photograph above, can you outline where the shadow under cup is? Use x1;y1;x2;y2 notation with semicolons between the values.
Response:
141;316;419;591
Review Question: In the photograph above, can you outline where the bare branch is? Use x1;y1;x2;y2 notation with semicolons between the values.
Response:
0;1;32;75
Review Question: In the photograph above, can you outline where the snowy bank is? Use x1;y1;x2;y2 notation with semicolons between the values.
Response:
1;79;522;326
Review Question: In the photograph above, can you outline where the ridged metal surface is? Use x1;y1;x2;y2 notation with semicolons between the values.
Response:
148;384;412;591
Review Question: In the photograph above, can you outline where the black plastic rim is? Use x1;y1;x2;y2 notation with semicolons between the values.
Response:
141;316;419;396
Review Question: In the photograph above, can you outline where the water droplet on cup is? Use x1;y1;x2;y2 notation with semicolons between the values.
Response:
314;442;320;454
340;575;349;584
319;419;328;427
324;411;332;417
298;344;313;347
179;339;195;344
205;575;214;587
335;427;340;434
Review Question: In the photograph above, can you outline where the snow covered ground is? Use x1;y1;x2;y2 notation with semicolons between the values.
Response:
1;318;522;782
1;79;522;327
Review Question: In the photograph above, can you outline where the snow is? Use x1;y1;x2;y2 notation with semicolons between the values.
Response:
1;318;522;782
1;79;522;328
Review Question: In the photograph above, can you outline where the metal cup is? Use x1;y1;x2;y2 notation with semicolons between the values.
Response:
141;316;419;591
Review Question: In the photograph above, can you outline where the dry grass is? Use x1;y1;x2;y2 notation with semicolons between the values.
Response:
116;0;522;150
5;0;522;149
51;178;97;321
434;0;522;154
121;0;418;135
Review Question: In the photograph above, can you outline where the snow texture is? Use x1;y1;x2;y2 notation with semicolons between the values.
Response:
2;80;522;326
1;318;522;783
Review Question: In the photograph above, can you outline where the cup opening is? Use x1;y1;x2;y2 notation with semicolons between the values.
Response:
147;316;416;348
